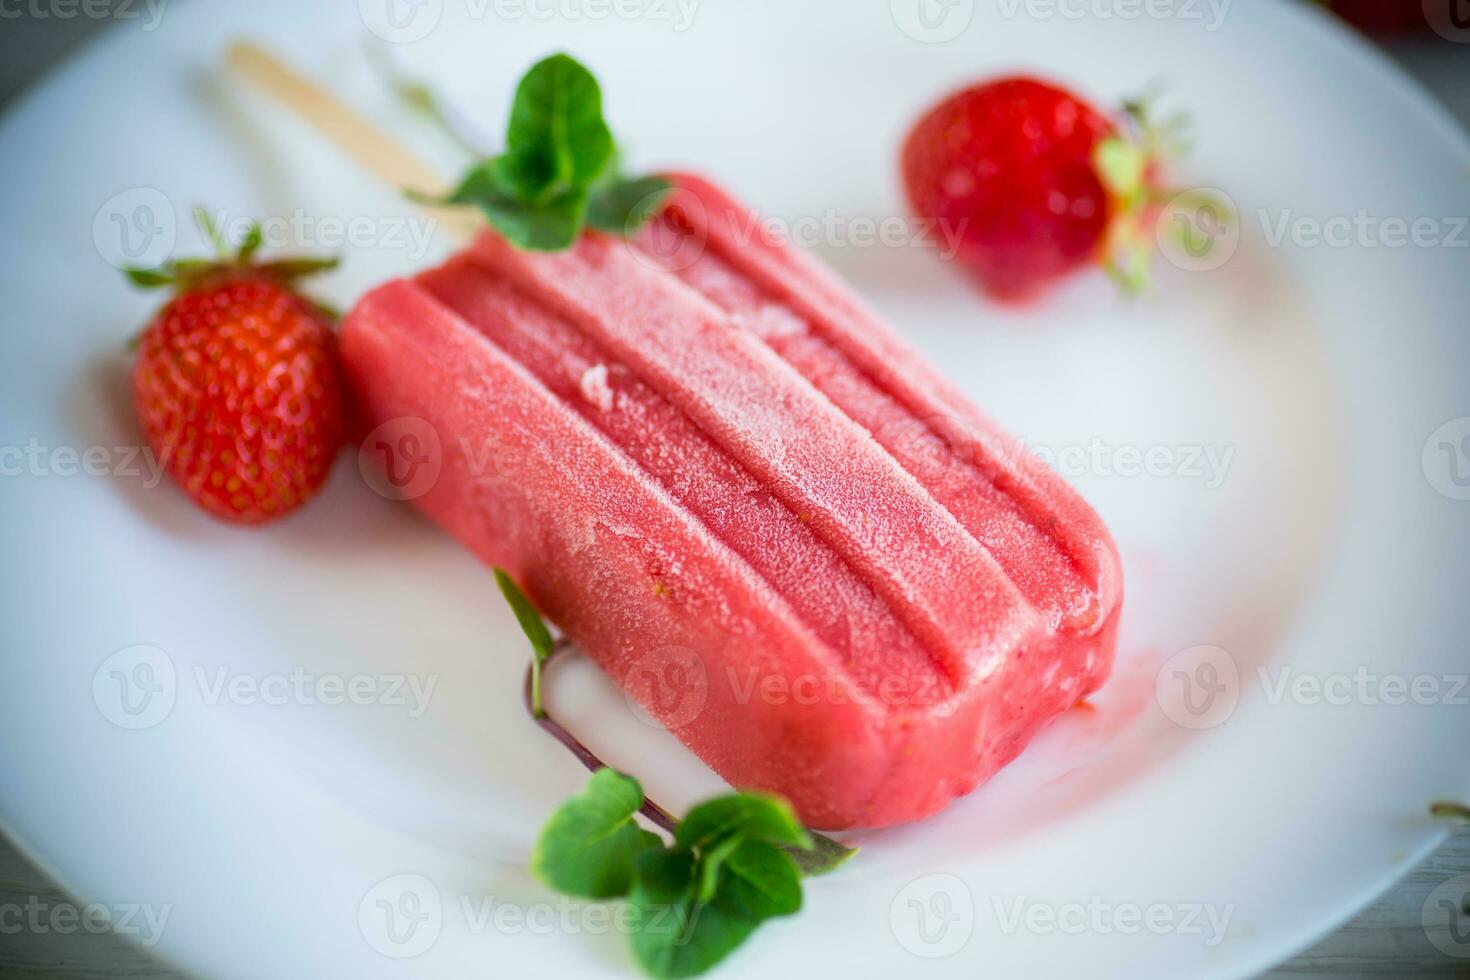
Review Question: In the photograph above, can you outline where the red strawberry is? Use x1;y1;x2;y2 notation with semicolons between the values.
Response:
1324;1;1430;34
902;76;1176;301
126;214;346;525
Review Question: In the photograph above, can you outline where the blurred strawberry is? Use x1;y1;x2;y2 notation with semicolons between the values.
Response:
1323;1;1430;34
901;76;1203;300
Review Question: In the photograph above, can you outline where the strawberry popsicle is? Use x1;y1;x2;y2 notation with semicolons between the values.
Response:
341;175;1122;830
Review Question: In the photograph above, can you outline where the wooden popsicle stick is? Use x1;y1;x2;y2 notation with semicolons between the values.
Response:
225;40;482;241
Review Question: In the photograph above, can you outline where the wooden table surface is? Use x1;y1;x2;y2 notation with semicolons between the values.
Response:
2;7;1468;979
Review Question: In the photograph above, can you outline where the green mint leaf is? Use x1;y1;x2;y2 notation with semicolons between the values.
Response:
532;768;663;899
430;158;590;250
494;566;558;713
491;148;563;204
502;53;614;200
676;793;811;853
694;833;743;904
586;175;672;236
493;567;555;662
716;840;802;920
784;831;858;877
441;160;501;207
474;183;589;252
416;52;667;252
629;848;760;980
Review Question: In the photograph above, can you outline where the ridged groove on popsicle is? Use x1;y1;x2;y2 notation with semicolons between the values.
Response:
463;231;1041;689
342;279;899;824
637;174;1121;634
417;258;942;703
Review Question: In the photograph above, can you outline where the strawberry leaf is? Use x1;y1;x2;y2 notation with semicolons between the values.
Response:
1094;136;1147;203
124;267;175;289
254;257;341;282
237;222;264;264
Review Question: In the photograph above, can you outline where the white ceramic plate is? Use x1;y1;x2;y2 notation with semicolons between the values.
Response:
2;1;1468;977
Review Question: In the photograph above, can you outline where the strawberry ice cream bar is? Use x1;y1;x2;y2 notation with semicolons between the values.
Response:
341;176;1122;829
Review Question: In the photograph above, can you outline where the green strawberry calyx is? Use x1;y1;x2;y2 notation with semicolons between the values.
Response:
123;207;338;297
1092;93;1233;295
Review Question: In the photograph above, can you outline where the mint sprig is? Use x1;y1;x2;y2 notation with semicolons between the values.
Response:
422;53;671;251
532;768;663;898
493;568;859;976
536;773;813;978
493;568;554;716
